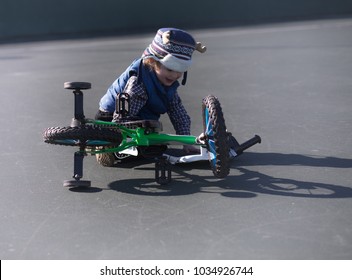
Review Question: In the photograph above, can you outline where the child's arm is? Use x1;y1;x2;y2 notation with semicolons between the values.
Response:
167;92;191;135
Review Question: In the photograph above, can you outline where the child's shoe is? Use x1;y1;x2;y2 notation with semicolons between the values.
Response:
96;151;115;167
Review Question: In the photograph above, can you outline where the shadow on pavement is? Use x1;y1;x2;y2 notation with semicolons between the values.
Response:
102;152;352;198
241;152;352;168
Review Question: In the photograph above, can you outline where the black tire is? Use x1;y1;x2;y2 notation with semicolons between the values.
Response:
43;125;122;147
64;82;91;90
202;95;230;178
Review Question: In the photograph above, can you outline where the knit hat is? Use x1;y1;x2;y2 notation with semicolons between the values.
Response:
143;28;206;73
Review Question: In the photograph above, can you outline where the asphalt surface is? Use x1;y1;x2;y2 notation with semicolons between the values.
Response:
1;18;352;260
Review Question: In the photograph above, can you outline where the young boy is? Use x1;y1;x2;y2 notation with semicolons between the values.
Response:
96;27;206;166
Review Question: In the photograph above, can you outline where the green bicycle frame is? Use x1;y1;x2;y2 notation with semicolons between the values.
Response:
87;119;200;155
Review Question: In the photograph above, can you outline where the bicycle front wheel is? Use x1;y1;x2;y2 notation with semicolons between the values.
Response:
202;95;230;178
43;125;122;147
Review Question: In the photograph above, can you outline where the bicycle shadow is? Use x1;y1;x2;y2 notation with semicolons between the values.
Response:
107;152;352;198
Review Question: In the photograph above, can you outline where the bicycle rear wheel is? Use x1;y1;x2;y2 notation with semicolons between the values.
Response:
202;95;230;178
43;125;122;147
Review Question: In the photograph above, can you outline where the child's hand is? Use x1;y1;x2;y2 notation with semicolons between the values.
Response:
183;145;199;155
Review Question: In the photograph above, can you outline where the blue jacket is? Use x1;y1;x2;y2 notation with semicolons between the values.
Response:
99;58;179;120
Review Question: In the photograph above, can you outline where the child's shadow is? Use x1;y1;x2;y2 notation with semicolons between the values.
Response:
108;152;352;198
241;152;352;168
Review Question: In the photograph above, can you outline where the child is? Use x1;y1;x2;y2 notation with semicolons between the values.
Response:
96;28;206;166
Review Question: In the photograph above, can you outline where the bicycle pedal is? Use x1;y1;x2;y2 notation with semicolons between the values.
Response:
155;157;172;185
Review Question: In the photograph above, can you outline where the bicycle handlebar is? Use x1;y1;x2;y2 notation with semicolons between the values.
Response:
235;135;261;155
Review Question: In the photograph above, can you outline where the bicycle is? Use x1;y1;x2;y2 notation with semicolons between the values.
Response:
43;82;261;187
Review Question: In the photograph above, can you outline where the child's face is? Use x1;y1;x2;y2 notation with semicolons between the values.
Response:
155;63;183;86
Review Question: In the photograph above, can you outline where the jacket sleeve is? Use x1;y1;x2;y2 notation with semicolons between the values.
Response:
99;83;118;113
167;92;191;135
123;76;148;117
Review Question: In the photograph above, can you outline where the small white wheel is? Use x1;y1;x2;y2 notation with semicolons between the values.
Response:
64;82;91;90
63;179;91;188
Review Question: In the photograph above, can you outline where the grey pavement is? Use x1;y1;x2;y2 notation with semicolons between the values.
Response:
1;18;352;259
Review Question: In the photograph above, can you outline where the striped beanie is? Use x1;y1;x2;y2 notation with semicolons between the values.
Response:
143;28;206;73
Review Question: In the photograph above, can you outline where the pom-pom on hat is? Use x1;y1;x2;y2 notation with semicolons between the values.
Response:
143;28;206;73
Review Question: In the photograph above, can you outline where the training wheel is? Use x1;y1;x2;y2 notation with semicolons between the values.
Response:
63;179;91;188
64;82;91;90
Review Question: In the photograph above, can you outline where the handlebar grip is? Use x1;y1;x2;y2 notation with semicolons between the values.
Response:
235;135;261;155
